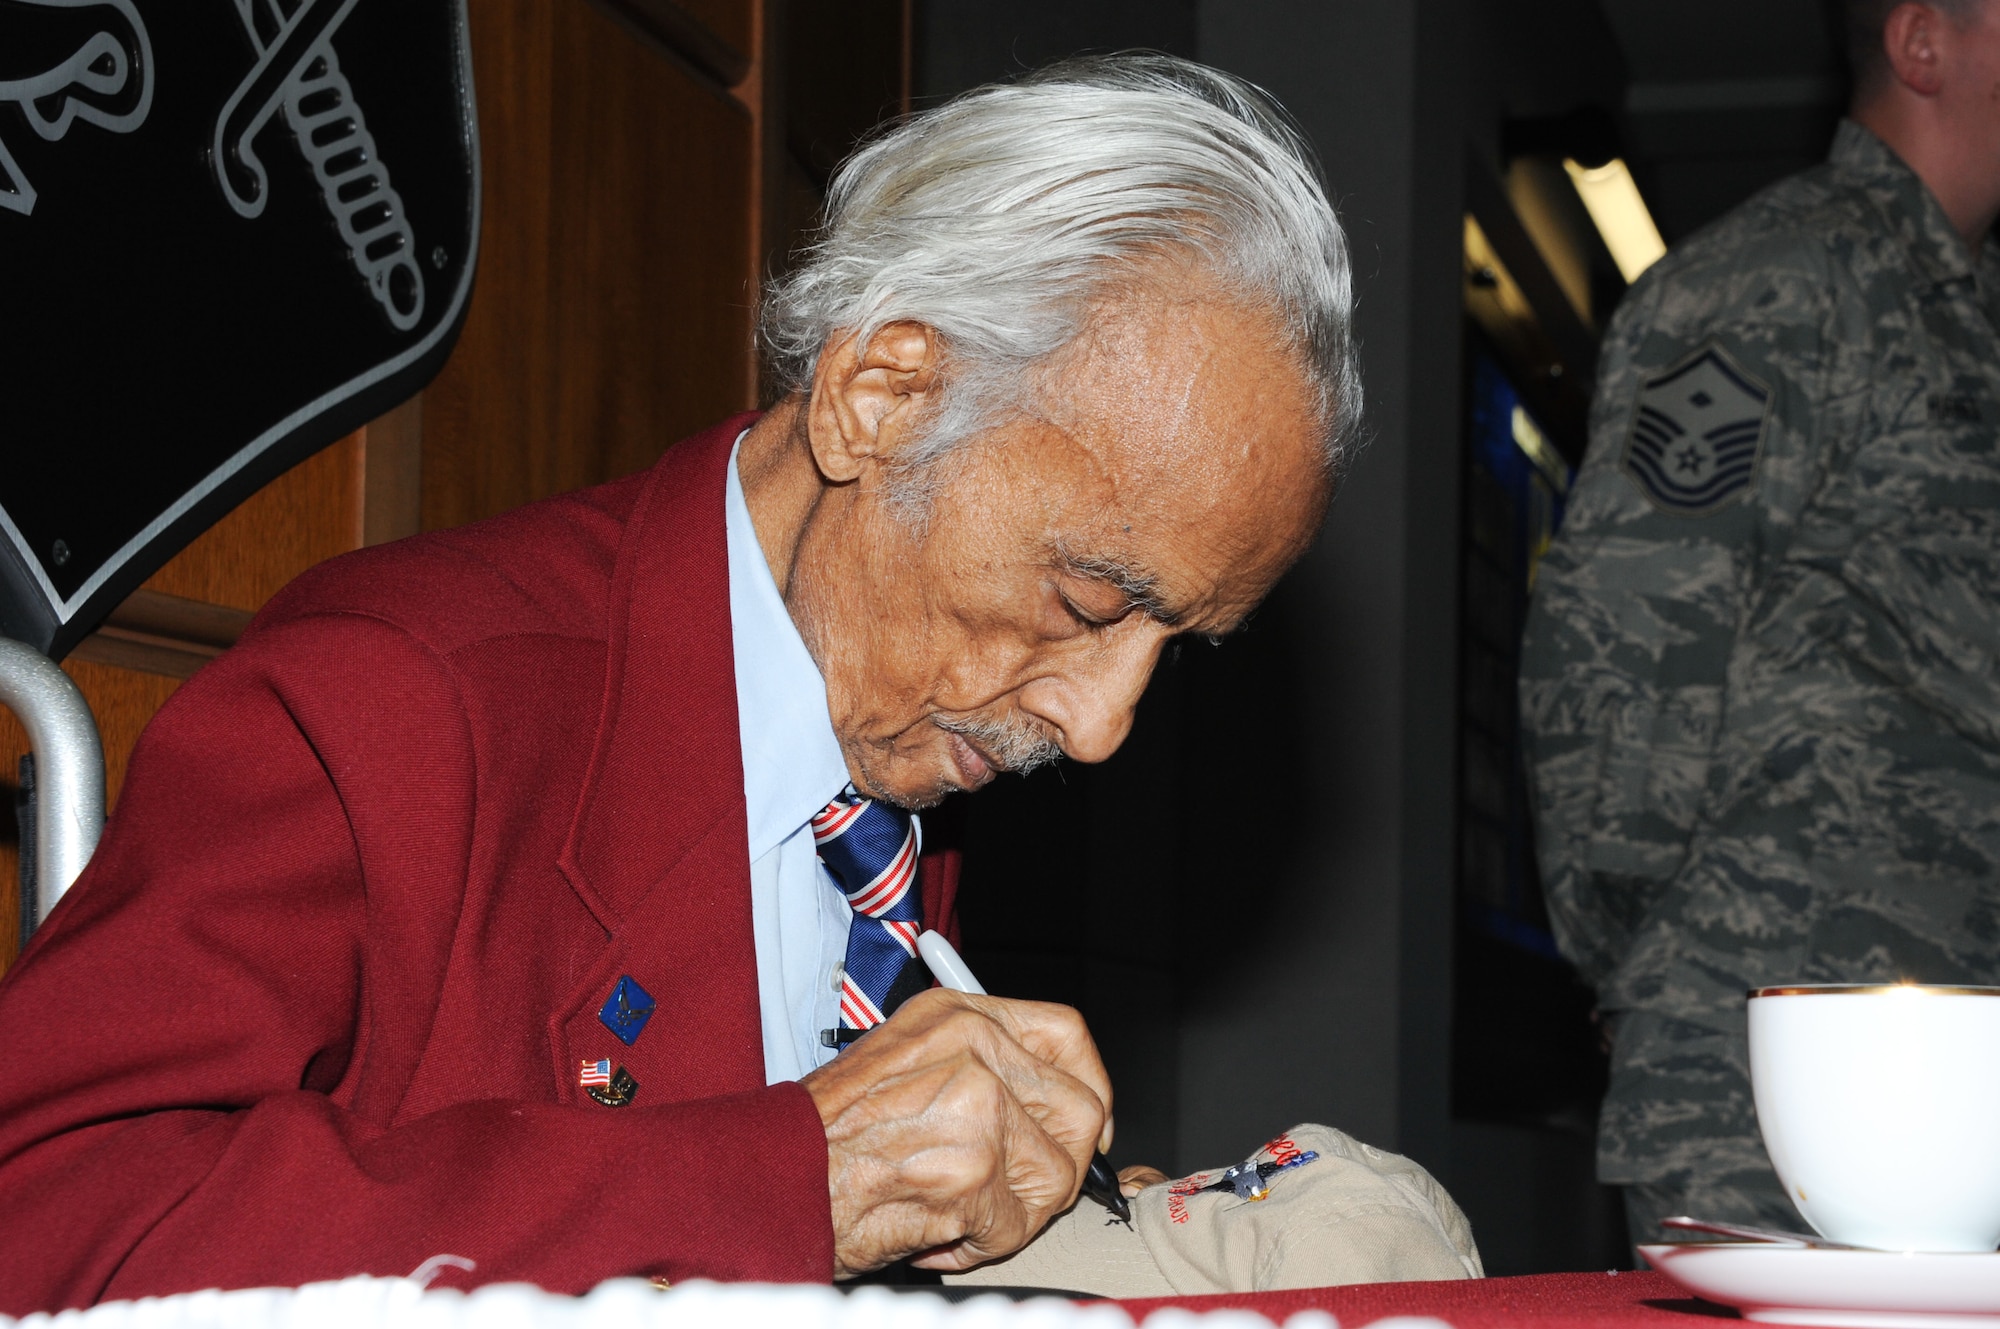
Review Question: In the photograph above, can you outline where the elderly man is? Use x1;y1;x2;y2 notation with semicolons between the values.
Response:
0;55;1358;1308
1521;0;2000;1245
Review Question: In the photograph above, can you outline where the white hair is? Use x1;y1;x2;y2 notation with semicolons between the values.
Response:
758;52;1362;488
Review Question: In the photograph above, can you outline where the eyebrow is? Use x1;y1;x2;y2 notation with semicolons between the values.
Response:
1057;547;1182;627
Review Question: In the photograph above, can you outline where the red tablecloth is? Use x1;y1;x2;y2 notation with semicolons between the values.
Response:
1119;1271;1724;1327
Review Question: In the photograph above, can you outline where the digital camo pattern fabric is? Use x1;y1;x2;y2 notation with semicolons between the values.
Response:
1519;120;2000;1207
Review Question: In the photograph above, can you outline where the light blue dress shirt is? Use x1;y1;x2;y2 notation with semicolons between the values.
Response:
725;437;855;1084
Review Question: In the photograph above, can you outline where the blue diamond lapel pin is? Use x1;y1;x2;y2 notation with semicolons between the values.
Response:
598;975;656;1046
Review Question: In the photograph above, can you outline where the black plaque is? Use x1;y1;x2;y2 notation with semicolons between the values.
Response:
0;0;479;656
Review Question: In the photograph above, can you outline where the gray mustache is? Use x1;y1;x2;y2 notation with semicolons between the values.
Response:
934;714;1063;776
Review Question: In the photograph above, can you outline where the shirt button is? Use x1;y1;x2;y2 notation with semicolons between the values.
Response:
830;964;845;993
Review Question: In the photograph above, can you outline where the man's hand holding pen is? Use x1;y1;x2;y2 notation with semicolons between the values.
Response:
800;988;1113;1279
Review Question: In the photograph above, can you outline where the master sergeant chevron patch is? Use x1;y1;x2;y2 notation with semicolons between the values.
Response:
1620;343;1771;516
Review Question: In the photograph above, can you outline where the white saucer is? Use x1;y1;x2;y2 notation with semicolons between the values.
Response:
1642;1242;2000;1328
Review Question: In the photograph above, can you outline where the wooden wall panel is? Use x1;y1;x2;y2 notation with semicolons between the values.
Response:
423;0;754;532
140;435;365;612
551;4;754;483
674;0;753;65
421;3;559;532
362;397;427;547
589;0;753;86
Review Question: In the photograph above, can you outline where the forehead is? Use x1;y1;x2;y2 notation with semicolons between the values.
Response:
1032;287;1330;595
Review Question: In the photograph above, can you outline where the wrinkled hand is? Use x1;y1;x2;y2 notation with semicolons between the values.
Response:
801;988;1112;1278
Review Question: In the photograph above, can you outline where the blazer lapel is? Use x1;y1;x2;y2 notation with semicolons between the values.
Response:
553;413;767;1106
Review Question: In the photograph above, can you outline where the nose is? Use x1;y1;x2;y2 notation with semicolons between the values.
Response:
1019;628;1166;765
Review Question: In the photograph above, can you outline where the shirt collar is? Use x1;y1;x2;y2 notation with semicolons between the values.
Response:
726;434;852;860
1830;118;1982;287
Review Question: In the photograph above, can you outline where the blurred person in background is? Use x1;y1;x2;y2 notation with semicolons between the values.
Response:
1521;0;2000;1245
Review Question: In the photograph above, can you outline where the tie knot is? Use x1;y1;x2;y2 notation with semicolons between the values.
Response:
813;792;920;921
810;790;869;844
815;790;926;1037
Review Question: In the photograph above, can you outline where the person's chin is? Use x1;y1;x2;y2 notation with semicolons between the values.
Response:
855;756;961;812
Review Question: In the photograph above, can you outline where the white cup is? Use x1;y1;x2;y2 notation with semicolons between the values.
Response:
1749;984;2000;1252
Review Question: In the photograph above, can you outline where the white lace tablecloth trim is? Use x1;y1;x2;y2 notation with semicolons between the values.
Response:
1;1278;1453;1329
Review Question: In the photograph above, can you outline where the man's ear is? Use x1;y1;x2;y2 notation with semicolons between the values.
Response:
806;321;941;483
1883;2;1948;96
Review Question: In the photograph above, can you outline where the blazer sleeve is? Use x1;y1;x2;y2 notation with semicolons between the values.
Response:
0;613;832;1313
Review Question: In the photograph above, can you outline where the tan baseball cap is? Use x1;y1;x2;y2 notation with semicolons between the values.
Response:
942;1123;1482;1298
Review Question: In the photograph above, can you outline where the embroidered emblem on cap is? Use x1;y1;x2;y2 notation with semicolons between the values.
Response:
587;1065;638;1107
1166;1172;1210;1225
1620;343;1770;516
1207;1148;1320;1201
1166;1133;1322;1221
598;975;656;1046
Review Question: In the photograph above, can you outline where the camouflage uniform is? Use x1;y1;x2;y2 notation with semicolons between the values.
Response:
1519;120;2000;1244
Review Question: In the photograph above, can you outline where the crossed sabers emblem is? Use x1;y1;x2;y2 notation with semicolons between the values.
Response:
215;0;426;331
2;1;424;332
0;0;154;217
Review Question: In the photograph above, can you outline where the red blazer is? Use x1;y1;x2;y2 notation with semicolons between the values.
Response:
0;418;961;1311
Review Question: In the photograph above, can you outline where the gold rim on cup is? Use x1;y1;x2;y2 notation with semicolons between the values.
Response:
1749;983;2000;999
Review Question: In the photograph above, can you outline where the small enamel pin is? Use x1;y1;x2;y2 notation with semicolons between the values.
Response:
598;975;657;1046
1206;1149;1320;1201
580;1059;638;1107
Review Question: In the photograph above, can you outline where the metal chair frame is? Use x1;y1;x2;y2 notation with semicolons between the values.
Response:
0;639;105;936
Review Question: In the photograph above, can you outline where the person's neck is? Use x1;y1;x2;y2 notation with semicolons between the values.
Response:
1853;99;2000;254
736;395;824;601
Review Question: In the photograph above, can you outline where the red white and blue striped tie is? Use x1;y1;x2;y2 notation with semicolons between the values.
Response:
812;789;924;1041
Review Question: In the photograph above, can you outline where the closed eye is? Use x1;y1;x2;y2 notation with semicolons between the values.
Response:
1054;543;1180;629
1059;590;1125;631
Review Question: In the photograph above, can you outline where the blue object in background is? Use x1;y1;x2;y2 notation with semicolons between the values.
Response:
1461;346;1573;960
